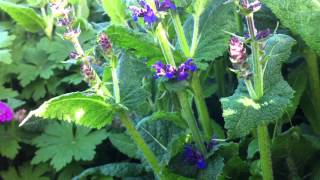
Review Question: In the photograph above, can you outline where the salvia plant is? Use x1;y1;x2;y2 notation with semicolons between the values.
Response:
1;0;320;179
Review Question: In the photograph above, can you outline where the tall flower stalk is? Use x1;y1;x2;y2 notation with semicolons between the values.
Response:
49;2;164;179
233;1;273;179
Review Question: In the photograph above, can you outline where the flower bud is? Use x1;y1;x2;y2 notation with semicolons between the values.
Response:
81;63;95;81
241;0;262;13
229;37;247;64
98;33;112;54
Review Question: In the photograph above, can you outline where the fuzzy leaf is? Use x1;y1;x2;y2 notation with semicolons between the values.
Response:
139;119;186;166
0;163;50;180
197;156;224;180
109;133;140;159
0;1;45;32
261;0;320;55
32;121;108;170
184;0;237;62
221;34;296;138
0;125;21;159
72;162;144;179
192;0;212;16
117;54;151;115
106;25;164;64
21;92;116;129
101;0;127;24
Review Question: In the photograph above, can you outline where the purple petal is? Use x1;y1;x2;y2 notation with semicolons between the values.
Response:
0;101;14;123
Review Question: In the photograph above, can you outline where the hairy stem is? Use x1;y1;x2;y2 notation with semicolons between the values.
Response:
190;15;200;57
170;12;190;57
171;12;214;140
191;74;213;140
110;54;164;179
155;23;176;66
177;91;207;154
243;2;273;179
119;111;164;179
257;125;274;180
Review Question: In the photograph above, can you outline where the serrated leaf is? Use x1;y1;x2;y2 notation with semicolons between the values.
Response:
0;49;12;64
72;162;144;180
221;34;296;138
0;163;50;180
102;0;127;25
109;133;140;159
0;125;21;159
22;92;116;129
184;0;237;62
261;0;320;55
0;86;18;100
106;25;164;64
117;54;151;115
0;31;15;48
0;1;46;32
32;121;108;170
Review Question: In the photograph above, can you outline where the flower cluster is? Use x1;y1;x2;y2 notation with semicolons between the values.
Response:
241;0;262;12
129;0;176;25
98;33;112;54
0;101;14;123
244;28;272;40
152;59;197;81
229;37;247;65
183;144;207;169
229;36;252;79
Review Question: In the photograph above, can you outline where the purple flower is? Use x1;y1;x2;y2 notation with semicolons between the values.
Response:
98;33;112;54
0;101;14;123
256;28;272;40
183;144;207;169
176;59;197;80
129;1;157;25
229;36;247;64
241;0;261;12
152;61;176;79
69;51;80;59
155;0;176;11
63;27;81;40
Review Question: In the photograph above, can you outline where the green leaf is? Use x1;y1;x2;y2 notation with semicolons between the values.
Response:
137;111;187;129
21;92;116;129
57;163;83;180
247;138;259;159
197;156;224;180
139;119;186;166
108;133;140;159
221;34;296;138
260;0;320;55
0;49;12;64
101;0;127;25
117;54;151;115
0;1;46;32
0;31;15;48
106;25;164;64
0;163;50;180
32;121;108;170
0;125;21;159
184;0;237;62
72;162;145;179
0;86;18;100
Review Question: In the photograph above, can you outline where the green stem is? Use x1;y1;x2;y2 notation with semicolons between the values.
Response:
170;12;190;57
110;55;121;103
257;124;274;180
246;14;263;99
119;111;164;179
243;4;273;179
191;74;213;140
177;91;207;154
171;12;214;140
155;23;176;66
304;49;320;134
233;0;243;33
110;54;164;179
190;15;200;57
155;22;206;153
